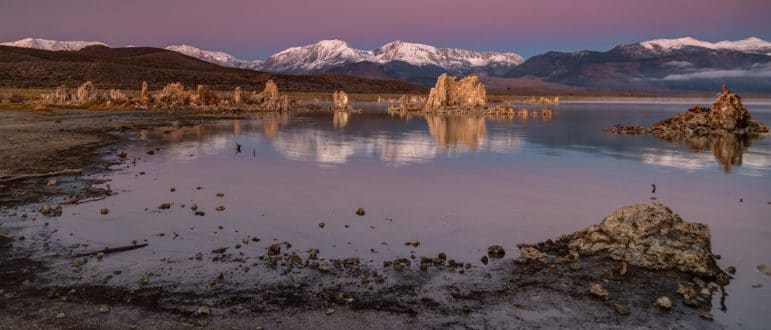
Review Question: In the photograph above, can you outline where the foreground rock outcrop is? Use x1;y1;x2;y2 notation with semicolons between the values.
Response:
424;74;486;111
517;203;726;280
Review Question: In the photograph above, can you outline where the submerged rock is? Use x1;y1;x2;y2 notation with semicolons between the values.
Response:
424;74;486;111
517;203;726;280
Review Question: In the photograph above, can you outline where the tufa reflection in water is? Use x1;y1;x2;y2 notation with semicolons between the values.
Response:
425;114;486;150
660;133;760;173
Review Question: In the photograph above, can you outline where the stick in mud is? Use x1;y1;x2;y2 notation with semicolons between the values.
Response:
73;243;149;257
59;196;107;205
0;169;83;183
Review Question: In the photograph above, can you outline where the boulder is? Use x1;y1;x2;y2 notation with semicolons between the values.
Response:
517;203;725;280
651;85;768;138
424;74;486;111
332;91;352;110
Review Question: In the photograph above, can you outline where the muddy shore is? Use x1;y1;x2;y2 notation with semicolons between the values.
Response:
0;108;728;328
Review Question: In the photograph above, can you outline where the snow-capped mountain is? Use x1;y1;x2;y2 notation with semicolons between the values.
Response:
258;39;524;74
619;37;771;58
164;44;262;70
0;37;107;51
259;39;372;74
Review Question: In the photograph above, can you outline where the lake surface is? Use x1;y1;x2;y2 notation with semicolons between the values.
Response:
48;102;771;327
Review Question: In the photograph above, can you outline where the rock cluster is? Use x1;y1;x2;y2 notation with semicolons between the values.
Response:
523;96;560;105
651;85;768;138
424;74;486;111
517;203;725;280
332;91;352;110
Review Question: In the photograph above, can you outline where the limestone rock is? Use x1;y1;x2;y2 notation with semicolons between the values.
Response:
194;85;219;106
108;89;127;103
424;74;486;111
75;81;98;104
141;81;150;104
154;82;191;108
233;87;243;105
332;91;352;110
517;203;725;280
651;85;768;138
41;86;71;104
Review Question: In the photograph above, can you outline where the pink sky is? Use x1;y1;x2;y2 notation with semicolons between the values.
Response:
1;0;769;58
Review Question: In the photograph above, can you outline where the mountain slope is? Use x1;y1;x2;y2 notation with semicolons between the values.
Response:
164;44;263;70
0;37;107;51
506;37;771;92
0;45;425;93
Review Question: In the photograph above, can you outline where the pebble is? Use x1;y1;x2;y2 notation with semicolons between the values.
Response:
190;203;198;211
405;240;420;247
318;222;325;228
480;256;488;265
194;211;205;216
487;245;505;258
355;208;366;216
140;274;149;285
216;193;224;197
325;308;335;315
56;312;65;319
197;306;210;315
757;264;771;276
613;303;630;316
654;296;672;310
726;266;736;274
98;305;110;313
100;208;110;215
158;203;171;209
46;179;57;186
215;205;225;211
588;283;608;300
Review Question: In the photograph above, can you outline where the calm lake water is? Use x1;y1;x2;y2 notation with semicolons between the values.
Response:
47;102;771;327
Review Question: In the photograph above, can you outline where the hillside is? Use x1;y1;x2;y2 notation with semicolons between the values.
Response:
0;45;426;93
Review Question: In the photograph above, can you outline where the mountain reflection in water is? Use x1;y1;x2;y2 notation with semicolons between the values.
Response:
136;103;770;175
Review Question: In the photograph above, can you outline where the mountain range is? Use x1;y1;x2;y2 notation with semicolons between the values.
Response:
2;37;770;93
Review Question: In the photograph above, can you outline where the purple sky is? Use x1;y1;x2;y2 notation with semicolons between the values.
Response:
1;0;770;59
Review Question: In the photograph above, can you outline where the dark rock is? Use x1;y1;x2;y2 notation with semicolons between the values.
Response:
487;245;505;258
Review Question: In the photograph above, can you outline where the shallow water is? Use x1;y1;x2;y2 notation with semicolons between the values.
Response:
46;102;771;327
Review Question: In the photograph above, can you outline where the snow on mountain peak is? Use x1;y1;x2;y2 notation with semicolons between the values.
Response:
639;36;771;53
0;37;108;51
164;44;262;70
261;39;524;74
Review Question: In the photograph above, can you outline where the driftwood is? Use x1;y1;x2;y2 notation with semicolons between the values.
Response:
59;195;107;205
73;243;148;257
0;169;83;183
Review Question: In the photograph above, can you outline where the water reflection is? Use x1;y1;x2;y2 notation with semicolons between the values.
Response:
657;133;761;173
425;114;486;151
135;105;770;175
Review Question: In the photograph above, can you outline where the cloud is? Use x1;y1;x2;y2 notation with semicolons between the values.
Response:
661;62;771;80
